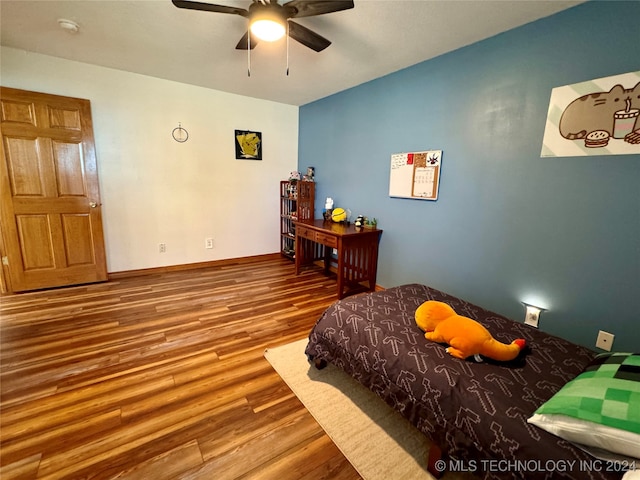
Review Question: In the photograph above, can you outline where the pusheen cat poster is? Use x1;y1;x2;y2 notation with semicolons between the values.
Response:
541;71;640;157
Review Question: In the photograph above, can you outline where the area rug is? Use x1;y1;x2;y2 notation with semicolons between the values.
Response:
264;338;435;480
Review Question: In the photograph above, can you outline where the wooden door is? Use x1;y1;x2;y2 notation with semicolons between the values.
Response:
0;87;107;292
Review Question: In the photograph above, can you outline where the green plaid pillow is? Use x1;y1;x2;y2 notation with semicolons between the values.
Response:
534;352;640;434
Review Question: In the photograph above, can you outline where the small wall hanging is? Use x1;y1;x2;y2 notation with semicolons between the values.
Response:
235;130;262;160
172;123;189;143
389;150;442;200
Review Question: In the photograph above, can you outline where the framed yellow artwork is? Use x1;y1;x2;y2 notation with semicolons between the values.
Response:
235;130;262;160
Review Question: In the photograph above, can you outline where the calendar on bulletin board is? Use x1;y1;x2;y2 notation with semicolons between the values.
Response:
389;150;442;200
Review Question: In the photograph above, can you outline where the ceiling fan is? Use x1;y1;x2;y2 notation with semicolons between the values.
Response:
172;0;354;52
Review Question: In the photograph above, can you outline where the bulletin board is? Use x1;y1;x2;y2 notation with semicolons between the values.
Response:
389;150;442;200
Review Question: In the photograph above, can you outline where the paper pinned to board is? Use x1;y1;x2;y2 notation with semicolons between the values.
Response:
389;150;442;200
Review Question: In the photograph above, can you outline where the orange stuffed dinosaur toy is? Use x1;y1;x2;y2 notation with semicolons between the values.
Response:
415;300;526;361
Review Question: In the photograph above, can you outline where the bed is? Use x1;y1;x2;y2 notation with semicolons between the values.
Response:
305;284;633;480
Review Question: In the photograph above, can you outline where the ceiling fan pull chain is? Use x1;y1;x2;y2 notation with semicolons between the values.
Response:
247;28;251;77
286;21;290;76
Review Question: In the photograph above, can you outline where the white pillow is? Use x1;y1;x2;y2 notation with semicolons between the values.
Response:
528;413;640;460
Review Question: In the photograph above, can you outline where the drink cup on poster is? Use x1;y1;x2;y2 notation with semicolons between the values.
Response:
613;99;639;139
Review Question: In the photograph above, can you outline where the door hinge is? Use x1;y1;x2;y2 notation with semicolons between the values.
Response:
1;256;8;266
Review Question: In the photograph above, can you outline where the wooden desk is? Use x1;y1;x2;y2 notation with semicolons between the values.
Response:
293;219;383;299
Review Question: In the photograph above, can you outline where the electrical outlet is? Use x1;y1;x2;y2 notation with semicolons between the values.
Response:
523;305;541;328
524;310;539;328
159;243;166;253
595;330;614;351
205;238;214;249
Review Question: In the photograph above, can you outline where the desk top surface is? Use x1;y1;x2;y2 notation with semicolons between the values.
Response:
294;219;382;237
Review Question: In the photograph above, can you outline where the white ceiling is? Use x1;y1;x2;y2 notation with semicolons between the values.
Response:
1;0;583;106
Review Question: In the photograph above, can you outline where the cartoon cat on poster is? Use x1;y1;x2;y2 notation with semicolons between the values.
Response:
541;71;640;157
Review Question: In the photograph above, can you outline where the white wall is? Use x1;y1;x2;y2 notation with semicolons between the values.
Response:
1;47;299;272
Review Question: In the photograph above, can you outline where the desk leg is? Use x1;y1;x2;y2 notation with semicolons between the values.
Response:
323;245;331;274
368;240;380;293
336;245;344;299
294;233;301;275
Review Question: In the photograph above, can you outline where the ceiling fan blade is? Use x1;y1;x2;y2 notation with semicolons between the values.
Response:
235;31;259;50
284;0;354;18
288;21;331;52
171;0;248;17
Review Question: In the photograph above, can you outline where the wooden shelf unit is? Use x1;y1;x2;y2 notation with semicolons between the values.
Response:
280;180;315;259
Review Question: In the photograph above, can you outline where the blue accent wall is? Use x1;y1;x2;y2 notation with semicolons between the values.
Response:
298;1;640;351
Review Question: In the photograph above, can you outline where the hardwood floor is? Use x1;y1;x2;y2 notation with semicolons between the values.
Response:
0;256;362;480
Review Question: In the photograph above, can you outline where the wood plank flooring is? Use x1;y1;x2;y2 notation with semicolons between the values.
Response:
0;256;362;480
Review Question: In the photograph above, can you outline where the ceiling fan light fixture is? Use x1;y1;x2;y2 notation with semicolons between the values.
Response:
250;11;286;42
171;0;355;53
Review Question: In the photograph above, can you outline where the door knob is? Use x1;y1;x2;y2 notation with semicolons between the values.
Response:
89;202;97;208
